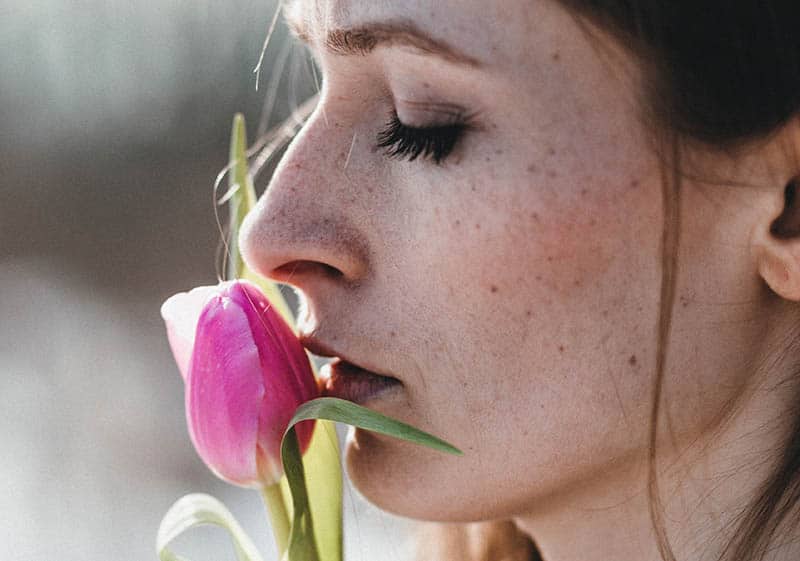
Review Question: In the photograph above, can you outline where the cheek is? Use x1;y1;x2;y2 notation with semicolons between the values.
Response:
421;169;663;460
452;168;661;315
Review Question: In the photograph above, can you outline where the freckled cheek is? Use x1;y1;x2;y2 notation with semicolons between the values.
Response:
490;199;625;299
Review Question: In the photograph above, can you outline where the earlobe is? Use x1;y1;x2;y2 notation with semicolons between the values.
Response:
753;178;800;301
755;241;800;300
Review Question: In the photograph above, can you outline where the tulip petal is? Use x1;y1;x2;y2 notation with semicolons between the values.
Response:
186;295;265;487
228;282;318;474
161;285;218;380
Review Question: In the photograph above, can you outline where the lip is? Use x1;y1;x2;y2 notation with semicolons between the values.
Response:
320;359;403;404
299;335;400;382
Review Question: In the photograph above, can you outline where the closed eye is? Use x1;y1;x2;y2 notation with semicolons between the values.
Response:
376;112;467;165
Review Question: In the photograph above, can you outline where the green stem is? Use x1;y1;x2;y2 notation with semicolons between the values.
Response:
261;482;291;557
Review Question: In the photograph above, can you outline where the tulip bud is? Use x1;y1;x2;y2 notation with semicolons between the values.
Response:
161;279;318;488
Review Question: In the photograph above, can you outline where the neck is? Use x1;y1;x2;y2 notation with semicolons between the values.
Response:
514;373;800;561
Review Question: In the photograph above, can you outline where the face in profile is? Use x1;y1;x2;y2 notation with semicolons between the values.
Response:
240;0;785;526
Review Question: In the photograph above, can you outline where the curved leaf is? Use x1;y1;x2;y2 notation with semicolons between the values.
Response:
282;420;342;561
278;398;462;561
281;428;321;561
290;398;463;456
156;493;265;561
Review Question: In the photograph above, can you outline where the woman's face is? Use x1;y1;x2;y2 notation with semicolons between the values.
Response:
241;0;774;522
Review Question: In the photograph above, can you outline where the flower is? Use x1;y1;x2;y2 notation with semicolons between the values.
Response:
160;279;318;488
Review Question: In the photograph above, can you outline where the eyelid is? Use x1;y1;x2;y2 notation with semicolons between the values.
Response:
395;101;484;136
395;99;471;125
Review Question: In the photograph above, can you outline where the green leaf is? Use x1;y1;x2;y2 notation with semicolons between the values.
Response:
225;113;295;324
156;493;266;561
281;429;321;561
286;420;342;561
290;398;463;456
226;113;257;281
278;398;462;561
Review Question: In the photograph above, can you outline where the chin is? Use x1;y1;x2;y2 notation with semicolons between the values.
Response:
344;428;508;523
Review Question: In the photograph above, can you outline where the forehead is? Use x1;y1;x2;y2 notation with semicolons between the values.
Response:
284;0;517;64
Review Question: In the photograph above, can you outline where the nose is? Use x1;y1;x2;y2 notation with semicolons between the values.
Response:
239;108;371;288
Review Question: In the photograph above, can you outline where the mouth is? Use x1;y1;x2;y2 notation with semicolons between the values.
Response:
319;359;403;404
300;336;403;404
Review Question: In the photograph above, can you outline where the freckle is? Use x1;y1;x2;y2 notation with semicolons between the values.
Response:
551;51;560;61
630;179;640;189
547;147;556;156
547;170;558;178
471;185;477;192
475;223;481;230
629;354;637;366
531;212;539;221
602;309;609;317
422;82;431;89
390;331;396;337
535;275;542;281
527;164;538;173
484;156;491;162
581;188;588;195
526;309;533;317
547;256;553;262
574;280;582;287
490;285;499;293
590;219;597;226
367;186;374;194
558;345;565;352
454;219;461;226
494;149;503;155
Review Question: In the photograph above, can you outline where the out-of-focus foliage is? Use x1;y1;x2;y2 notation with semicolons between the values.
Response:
0;2;415;560
2;0;290;152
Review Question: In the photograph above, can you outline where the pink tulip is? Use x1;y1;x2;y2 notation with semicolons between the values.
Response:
160;279;318;488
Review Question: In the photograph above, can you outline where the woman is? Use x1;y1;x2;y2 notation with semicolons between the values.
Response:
239;1;800;560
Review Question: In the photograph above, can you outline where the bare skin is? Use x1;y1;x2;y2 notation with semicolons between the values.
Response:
240;1;800;559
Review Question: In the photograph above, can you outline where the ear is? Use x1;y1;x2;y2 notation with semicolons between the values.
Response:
753;178;800;301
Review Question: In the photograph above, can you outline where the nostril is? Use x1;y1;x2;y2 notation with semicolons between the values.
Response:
272;260;344;283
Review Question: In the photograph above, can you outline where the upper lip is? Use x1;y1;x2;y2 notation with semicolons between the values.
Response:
299;335;399;381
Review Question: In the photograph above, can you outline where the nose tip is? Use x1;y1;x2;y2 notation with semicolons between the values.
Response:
238;192;371;287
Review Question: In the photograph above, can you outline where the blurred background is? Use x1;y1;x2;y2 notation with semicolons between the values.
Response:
1;1;415;560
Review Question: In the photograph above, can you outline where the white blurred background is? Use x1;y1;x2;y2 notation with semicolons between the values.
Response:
0;1;415;560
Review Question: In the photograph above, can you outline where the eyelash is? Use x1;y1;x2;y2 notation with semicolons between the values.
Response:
376;112;467;165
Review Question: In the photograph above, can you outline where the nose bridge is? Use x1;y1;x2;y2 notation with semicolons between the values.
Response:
239;109;371;284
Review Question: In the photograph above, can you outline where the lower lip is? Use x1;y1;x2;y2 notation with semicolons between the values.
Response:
320;359;402;404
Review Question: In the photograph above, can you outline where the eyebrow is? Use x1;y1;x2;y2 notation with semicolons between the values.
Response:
286;17;481;68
